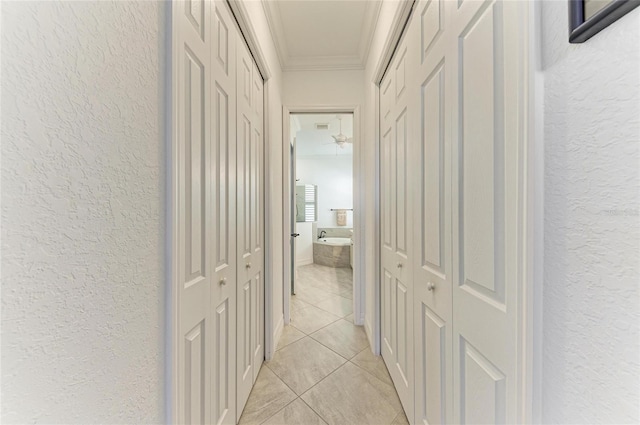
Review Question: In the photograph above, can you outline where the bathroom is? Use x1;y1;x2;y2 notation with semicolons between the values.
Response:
289;113;355;321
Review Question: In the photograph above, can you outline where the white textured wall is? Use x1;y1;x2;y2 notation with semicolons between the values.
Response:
541;2;640;423
1;2;166;423
297;156;354;228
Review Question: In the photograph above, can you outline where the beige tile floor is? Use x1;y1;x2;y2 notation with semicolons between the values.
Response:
239;264;409;425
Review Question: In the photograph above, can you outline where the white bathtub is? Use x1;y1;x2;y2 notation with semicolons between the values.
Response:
316;237;351;246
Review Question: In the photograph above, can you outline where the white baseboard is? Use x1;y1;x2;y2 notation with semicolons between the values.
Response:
365;319;375;354
271;314;284;359
296;258;313;267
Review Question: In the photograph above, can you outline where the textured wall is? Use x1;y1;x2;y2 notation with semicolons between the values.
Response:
542;2;640;423
1;2;166;423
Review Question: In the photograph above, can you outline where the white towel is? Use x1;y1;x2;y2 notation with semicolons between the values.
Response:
336;209;347;226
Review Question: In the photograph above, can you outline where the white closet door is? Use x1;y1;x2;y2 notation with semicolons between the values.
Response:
412;0;454;423
175;1;213;423
210;2;238;424
380;33;415;419
450;1;527;423
236;38;265;418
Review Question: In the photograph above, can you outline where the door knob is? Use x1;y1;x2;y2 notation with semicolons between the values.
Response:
246;262;251;269
291;233;300;237
427;282;435;291
219;278;227;286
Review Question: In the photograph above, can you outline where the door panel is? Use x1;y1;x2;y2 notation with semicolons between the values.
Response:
177;1;212;422
236;39;264;418
451;0;525;423
380;37;415;421
413;0;453;423
210;2;237;424
381;1;528;423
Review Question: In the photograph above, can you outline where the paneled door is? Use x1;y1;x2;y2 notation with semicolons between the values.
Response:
450;0;528;423
236;38;265;418
380;33;416;419
175;1;213;423
210;2;238;424
412;0;454;423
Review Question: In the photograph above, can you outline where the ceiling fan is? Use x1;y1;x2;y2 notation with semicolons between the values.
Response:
329;115;353;149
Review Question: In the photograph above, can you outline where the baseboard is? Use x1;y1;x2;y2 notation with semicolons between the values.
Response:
271;314;284;359
365;319;375;353
296;258;313;267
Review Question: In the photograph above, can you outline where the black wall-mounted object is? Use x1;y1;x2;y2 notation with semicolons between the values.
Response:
569;0;640;43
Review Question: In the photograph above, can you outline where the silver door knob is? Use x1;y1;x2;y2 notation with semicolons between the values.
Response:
219;278;227;286
427;282;435;291
246;262;251;269
397;263;403;268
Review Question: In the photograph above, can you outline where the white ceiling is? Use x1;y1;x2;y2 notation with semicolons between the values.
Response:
293;113;354;157
262;0;382;71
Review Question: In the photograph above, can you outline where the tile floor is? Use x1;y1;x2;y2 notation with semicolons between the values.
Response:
239;263;409;425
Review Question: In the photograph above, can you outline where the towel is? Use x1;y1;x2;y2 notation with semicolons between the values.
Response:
336;209;347;226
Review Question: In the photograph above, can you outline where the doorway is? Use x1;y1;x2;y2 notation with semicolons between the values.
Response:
289;113;355;325
282;106;364;330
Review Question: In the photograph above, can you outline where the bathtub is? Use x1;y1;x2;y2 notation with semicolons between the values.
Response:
317;237;351;246
313;238;352;268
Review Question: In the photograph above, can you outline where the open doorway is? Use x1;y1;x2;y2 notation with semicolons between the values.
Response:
289;112;356;326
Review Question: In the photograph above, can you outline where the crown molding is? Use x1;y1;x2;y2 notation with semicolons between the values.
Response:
357;1;383;65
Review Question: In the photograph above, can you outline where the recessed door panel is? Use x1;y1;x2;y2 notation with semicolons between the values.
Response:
419;305;446;425
459;0;505;305
214;10;228;73
395;109;408;257
421;0;443;61
383;269;393;354
185;322;205;425
214;85;230;271
396;48;407;98
382;127;393;251
460;338;505;425
185;49;206;285
186;0;204;40
421;63;445;275
213;300;231;424
396;279;409;385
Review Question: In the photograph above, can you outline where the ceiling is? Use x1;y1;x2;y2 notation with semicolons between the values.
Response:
293;113;354;157
262;0;382;71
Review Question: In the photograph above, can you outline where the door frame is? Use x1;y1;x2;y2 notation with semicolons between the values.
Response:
282;105;364;326
168;1;274;422
368;0;544;423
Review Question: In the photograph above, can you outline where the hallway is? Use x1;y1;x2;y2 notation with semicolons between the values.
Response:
238;264;408;425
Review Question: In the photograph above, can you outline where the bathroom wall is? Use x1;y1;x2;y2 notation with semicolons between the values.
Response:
296;155;354;228
541;2;640;423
